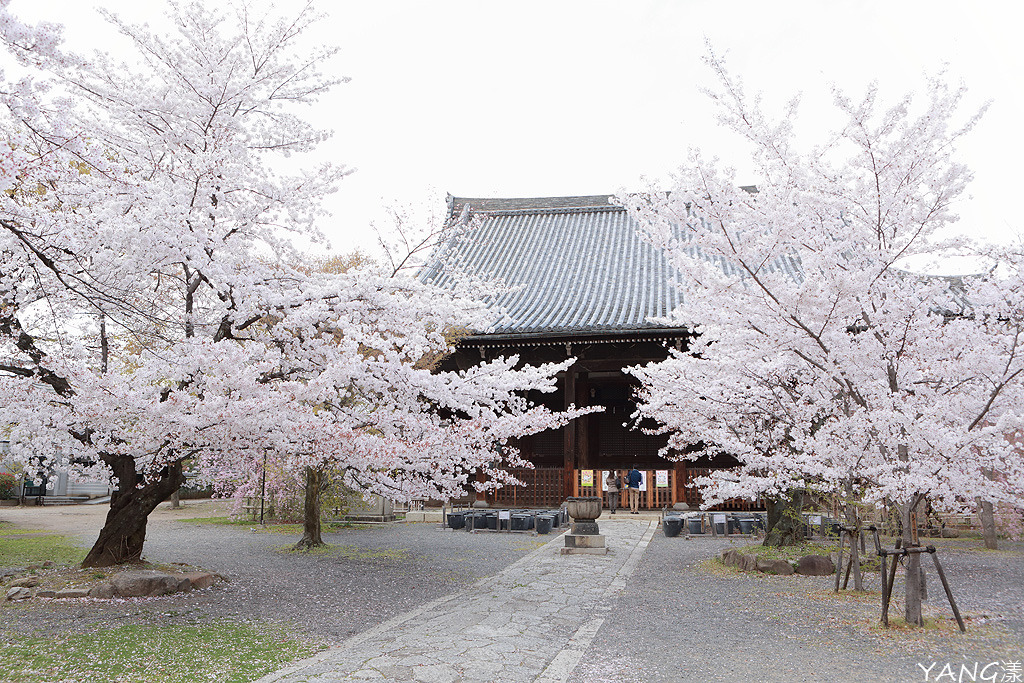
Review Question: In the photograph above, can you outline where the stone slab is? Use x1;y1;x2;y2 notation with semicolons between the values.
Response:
564;534;606;549
559;547;609;555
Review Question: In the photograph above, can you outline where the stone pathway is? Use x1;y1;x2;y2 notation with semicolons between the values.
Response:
254;519;657;683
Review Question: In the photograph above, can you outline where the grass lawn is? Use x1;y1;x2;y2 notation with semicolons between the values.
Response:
0;622;324;683
0;524;86;566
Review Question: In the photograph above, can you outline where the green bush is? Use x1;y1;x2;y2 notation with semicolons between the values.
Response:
0;471;17;499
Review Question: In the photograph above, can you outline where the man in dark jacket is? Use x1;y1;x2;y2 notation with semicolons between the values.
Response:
627;467;642;514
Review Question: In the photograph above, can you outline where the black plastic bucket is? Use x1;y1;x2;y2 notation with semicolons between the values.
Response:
663;517;683;537
447;512;466;530
536;514;554;535
687;517;703;534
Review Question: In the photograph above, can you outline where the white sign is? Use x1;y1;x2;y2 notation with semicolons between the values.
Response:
639;470;647;492
498;510;511;520
601;471;610;491
809;515;822;525
713;514;727;524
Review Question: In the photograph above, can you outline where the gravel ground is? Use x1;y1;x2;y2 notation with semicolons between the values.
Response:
1;502;542;643
2;503;1022;683
569;533;1024;683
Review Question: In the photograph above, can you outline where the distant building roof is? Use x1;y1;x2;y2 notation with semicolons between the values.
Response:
419;195;685;339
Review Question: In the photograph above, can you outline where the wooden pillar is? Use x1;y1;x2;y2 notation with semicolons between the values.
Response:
576;371;590;469
563;366;576;499
674;461;686;508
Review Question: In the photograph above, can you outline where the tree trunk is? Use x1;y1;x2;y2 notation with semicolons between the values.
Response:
977;498;998;550
901;498;924;626
293;466;325;550
170;487;180;509
763;489;804;547
82;458;184;568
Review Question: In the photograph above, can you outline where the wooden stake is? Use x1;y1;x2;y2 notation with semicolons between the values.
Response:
882;549;900;627
928;547;966;633
879;550;889;627
834;529;846;593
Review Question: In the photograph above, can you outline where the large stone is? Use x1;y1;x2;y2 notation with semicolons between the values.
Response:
721;549;741;566
36;589;57;598
796;554;835;576
6;587;32;601
108;570;192;597
88;582;116;599
9;576;39;588
54;588;90;599
737;553;758;572
181;572;219;590
755;558;795;575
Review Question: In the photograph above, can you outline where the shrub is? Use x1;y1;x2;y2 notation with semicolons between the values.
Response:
0;472;17;499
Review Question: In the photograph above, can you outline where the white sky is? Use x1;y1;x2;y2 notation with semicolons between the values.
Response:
7;0;1023;261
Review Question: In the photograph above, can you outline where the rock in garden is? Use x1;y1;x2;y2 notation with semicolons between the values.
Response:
181;572;219;590
55;588;91;599
796;554;835;576
36;589;57;598
6;587;32;601
88;582;116;599
721;549;741;566
738;553;758;572
941;528;960;538
755;558;795;575
9;576;39;588
108;570;192;597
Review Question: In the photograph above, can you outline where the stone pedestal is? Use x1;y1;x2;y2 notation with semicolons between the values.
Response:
560;533;608;555
562;496;607;555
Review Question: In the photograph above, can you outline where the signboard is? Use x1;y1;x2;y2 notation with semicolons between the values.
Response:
600;471;610;491
713;513;727;525
655;470;669;488
638;470;647;492
809;515;822;525
498;510;511;521
580;469;594;487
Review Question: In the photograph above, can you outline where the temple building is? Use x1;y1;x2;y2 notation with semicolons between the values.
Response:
420;194;747;510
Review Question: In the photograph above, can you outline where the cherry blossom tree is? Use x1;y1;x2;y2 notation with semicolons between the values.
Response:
622;53;1024;625
1;1;589;565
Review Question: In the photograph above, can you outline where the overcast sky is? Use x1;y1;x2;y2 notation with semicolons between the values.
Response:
7;1;1023;263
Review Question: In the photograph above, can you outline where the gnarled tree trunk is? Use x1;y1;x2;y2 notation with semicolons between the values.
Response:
764;489;805;547
293;466;326;550
82;457;183;567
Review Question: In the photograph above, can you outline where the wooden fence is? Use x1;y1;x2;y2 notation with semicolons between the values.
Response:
486;467;756;511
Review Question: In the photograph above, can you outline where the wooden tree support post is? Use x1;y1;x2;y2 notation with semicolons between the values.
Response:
882;548;900;627
869;526;890;627
927;546;966;633
880;545;965;633
834;528;846;593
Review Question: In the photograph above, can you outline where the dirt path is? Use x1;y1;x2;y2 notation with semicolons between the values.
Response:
0;499;232;545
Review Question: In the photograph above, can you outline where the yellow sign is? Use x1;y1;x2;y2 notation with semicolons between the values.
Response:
581;469;594;487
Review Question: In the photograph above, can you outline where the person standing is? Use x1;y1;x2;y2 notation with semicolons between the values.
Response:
605;470;620;514
627;467;642;514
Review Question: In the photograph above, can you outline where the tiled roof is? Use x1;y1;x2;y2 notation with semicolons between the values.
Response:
419;195;685;338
